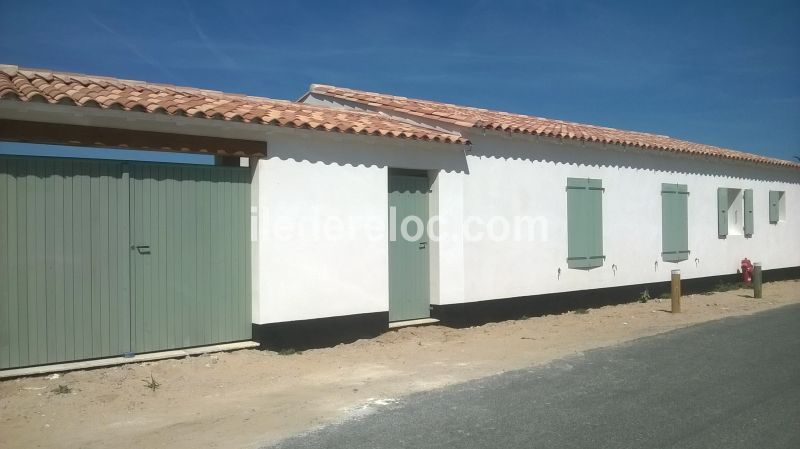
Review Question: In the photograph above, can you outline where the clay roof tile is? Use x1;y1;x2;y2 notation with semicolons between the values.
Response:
309;85;799;169
0;65;466;146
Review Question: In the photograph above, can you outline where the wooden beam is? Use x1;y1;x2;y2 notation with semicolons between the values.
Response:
0;119;266;157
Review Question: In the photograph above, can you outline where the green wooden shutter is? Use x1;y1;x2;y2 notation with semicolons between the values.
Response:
717;188;728;237
567;178;588;268
769;191;780;223
567;177;604;269
661;183;689;262
744;189;754;236
587;179;604;266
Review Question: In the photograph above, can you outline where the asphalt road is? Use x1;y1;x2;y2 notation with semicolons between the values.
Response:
268;304;800;449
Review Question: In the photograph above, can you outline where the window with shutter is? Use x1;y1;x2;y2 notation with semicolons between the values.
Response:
769;191;786;223
743;189;754;236
661;183;689;262
718;188;728;237
718;187;747;237
566;177;604;269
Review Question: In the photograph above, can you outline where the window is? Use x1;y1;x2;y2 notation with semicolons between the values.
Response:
566;177;604;269
769;191;786;223
661;183;689;262
717;187;753;238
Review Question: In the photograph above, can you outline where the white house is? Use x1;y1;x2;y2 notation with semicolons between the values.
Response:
0;65;798;369
268;84;799;324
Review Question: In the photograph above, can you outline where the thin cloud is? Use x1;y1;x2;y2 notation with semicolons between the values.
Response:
88;13;181;83
182;0;239;70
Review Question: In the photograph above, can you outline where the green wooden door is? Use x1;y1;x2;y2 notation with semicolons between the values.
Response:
388;172;430;322
0;156;131;369
129;164;251;353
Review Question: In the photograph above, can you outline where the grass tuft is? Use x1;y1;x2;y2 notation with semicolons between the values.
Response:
143;374;161;392
52;384;72;395
278;348;301;356
701;281;748;295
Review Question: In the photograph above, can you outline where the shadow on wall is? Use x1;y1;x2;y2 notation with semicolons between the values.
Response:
466;131;800;184
265;131;471;174
252;312;389;352
252;267;799;351
265;127;798;183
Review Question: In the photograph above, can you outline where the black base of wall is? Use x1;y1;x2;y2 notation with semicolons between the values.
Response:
252;312;389;351
253;266;799;351
431;266;800;328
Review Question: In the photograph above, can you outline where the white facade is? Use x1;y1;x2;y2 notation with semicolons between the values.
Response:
457;131;799;303
250;121;799;324
249;130;468;324
6;99;796;326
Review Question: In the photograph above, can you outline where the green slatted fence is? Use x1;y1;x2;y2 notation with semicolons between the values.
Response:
0;155;250;370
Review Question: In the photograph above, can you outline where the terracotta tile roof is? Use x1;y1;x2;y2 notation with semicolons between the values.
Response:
0;65;466;145
310;84;800;169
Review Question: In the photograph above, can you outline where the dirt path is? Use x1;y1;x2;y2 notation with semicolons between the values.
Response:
1;280;798;449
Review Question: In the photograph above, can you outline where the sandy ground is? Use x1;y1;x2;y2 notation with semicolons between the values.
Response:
1;280;798;449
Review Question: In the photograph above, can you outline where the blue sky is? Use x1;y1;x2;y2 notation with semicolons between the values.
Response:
1;0;798;162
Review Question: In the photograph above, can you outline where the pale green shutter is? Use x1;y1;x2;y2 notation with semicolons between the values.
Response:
662;183;689;262
769;191;780;223
567;178;604;269
717;188;728;237
587;179;604;266
567;178;588;268
744;189;754;236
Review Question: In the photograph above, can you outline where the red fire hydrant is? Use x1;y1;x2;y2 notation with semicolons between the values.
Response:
741;258;754;284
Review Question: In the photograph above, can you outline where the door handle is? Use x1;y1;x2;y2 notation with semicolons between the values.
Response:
418;242;428;249
131;245;151;254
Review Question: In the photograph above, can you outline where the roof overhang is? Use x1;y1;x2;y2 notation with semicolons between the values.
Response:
0;118;267;157
0;65;468;147
0;100;268;157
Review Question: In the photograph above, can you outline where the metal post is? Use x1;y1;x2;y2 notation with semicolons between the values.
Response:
753;262;762;299
671;269;681;313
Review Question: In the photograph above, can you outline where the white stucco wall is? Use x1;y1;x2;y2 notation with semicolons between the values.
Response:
253;124;799;323
450;131;800;304
429;169;467;305
250;129;467;324
251;151;388;323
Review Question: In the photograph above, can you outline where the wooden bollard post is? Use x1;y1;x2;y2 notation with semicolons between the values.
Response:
753;262;762;299
671;269;681;313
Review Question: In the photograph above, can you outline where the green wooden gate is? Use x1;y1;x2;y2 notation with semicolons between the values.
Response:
130;164;251;353
388;171;430;322
0;155;251;369
0;157;132;368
